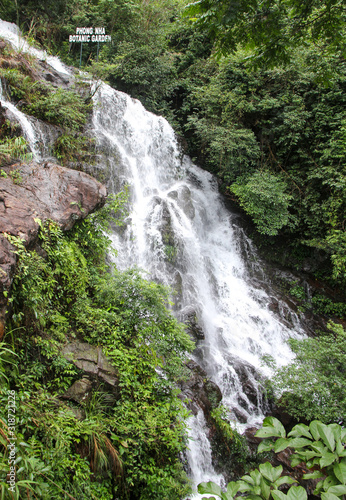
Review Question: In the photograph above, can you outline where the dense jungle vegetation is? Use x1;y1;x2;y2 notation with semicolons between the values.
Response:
2;0;345;288
0;0;346;498
0;195;195;499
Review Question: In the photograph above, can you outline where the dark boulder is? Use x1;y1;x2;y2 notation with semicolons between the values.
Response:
178;359;222;419
180;306;205;340
61;377;93;404
228;355;265;408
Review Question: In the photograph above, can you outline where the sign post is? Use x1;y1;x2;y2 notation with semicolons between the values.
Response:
68;27;112;67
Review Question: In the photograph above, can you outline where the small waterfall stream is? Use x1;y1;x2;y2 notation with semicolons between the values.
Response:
0;79;41;159
0;19;70;75
0;22;305;496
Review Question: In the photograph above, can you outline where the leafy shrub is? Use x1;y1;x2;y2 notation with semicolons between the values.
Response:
272;322;346;423
230;172;295;236
198;417;346;500
1;191;193;499
0;136;32;165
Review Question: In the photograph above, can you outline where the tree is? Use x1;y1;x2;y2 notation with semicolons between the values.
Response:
230;171;295;236
272;322;346;424
184;0;346;66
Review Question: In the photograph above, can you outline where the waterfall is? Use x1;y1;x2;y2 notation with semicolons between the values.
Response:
0;20;69;161
0;21;305;495
0;78;60;161
185;411;225;499
0;95;40;160
0;19;70;75
91;82;304;495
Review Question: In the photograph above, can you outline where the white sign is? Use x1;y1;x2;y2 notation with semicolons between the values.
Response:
69;27;111;43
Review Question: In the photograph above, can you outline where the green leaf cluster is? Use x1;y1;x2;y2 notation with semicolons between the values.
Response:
184;0;346;66
0;136;32;166
271;322;346;423
1;192;194;499
230;172;295;236
197;417;346;500
198;463;301;500
256;417;346;498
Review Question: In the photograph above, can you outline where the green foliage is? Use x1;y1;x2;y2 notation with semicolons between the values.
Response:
209;406;254;479
286;280;346;318
1;190;193;499
53;133;95;165
256;417;346;498
310;295;346;318
8;168;23;184
288;283;305;302
174;51;346;284
0;341;17;383
164;243;177;262
25;86;89;130
198;417;346;500
230;172;295;236
0;136;32;165
0;66;89;130
198;462;298;500
271;322;346;423
184;0;346;67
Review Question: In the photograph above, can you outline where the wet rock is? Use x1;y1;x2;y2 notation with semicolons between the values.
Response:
168;186;195;219
244;426;320;495
37;59;74;89
228;355;265;408
167;190;178;200
187;171;203;188
171;271;183;310
232;407;248;424
274;448;321;497
61;342;119;394
70;407;86;421
177;186;195;219
178;360;222;419
270;397;298;429
238;394;252;411
244;426;263;446
180;306;205;340
61;378;93;404
0;161;107;339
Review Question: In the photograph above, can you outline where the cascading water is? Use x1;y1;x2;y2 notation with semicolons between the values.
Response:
0;78;41;159
91;83;304;495
0;19;70;75
0;21;305;495
0;20;70;161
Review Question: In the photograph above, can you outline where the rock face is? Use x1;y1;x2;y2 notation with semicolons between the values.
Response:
178;360;222;419
62;378;93;404
0;161;107;338
229;354;266;411
62;342;119;394
179;305;205;340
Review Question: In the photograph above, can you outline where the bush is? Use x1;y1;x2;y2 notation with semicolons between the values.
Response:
1;192;194;499
272;322;346;423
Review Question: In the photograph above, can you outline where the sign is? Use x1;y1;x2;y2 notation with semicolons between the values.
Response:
68;27;111;43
